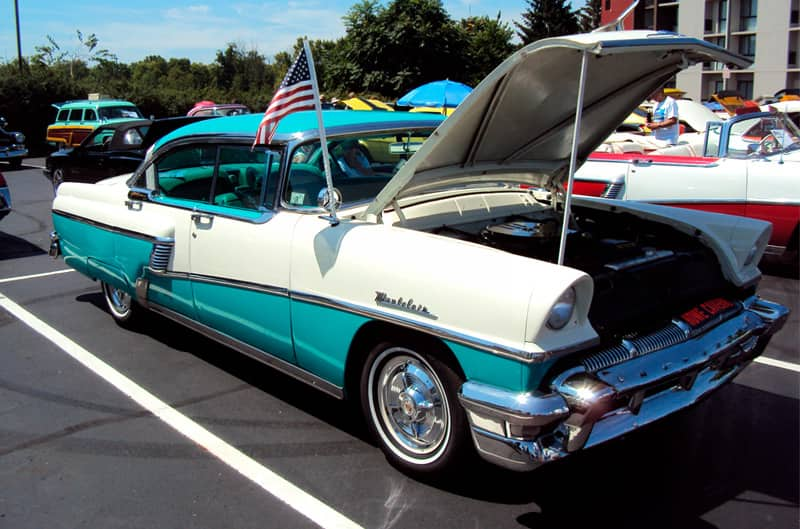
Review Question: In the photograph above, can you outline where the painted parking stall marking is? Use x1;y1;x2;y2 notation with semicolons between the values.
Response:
0;269;74;284
754;356;800;373
0;290;363;529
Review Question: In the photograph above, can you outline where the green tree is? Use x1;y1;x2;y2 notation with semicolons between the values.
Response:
458;14;516;87
32;30;117;79
514;0;580;45
327;0;470;97
578;0;602;32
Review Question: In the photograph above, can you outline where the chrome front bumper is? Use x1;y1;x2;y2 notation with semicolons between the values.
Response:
0;147;28;159
458;296;789;471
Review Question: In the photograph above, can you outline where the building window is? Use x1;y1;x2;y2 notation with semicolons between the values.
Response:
605;0;611;10
718;0;728;33
737;80;754;100
739;0;757;32
738;35;756;58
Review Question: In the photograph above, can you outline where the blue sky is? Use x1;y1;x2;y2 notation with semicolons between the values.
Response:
0;1;586;65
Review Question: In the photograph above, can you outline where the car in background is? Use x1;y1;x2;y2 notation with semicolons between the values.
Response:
575;110;800;261
45;116;211;191
187;101;251;117
50;31;789;476
0;170;10;221
0;116;28;168
47;98;144;148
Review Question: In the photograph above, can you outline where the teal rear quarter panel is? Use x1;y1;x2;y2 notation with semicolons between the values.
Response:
53;213;152;295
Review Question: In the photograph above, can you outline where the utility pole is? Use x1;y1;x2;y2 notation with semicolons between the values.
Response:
14;0;23;73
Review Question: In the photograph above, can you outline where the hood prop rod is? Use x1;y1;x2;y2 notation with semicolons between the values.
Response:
557;50;589;266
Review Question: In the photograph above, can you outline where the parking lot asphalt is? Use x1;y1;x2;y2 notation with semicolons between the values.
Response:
0;159;797;529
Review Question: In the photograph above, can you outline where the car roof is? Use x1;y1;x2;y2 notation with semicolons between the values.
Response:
95;119;152;131
56;99;138;109
153;110;446;151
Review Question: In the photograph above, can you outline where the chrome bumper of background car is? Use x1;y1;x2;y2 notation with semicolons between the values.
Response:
458;296;789;471
0;147;28;159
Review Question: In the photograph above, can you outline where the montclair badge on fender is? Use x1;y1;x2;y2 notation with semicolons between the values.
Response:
375;291;437;319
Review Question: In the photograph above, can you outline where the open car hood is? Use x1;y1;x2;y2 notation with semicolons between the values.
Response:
365;31;749;218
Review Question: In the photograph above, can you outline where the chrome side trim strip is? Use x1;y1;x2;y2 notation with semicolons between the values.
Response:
145;301;344;399
146;272;572;363
147;268;290;298
291;291;597;363
53;210;161;243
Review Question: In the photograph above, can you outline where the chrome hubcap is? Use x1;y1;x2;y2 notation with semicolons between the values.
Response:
105;284;131;315
373;351;449;458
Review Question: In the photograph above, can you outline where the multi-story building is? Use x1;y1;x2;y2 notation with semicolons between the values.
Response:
600;0;799;101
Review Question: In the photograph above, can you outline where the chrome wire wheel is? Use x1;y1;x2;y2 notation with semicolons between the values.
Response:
367;347;451;465
101;281;134;323
52;168;65;193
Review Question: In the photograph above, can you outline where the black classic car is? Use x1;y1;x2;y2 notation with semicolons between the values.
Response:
0;116;27;168
44;116;211;191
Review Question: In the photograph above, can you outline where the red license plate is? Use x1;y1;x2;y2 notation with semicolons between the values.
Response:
679;298;736;328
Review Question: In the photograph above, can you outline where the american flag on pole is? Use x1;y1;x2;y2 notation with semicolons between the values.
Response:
253;47;315;145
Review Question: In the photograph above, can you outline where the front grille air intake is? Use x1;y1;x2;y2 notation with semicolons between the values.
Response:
582;322;688;373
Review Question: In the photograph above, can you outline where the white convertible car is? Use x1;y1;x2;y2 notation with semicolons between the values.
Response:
576;110;800;261
50;31;789;475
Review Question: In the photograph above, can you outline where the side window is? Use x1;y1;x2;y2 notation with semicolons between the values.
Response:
704;122;723;157
155;145;217;202
68;109;82;121
56;109;69;122
285;131;431;208
215;145;276;211
84;109;97;121
143;143;281;211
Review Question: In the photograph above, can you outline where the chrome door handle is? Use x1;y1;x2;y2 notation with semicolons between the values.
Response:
191;212;214;223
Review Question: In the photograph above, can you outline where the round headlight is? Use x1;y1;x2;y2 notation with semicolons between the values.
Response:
13;132;25;143
546;287;576;330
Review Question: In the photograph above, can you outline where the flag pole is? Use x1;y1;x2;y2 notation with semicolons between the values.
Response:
304;39;339;226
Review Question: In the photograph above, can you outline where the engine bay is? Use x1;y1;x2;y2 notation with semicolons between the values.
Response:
430;205;742;340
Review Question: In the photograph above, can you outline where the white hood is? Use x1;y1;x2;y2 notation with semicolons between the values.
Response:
365;31;750;218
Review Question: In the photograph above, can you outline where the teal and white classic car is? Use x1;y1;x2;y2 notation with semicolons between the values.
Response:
50;31;789;475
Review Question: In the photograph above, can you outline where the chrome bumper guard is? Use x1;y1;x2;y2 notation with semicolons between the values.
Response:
458;296;789;471
49;231;61;258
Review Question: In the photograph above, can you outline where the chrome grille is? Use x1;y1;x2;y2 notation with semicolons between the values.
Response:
582;323;688;372
149;242;173;272
604;182;624;199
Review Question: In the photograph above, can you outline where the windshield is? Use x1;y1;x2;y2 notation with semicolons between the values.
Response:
284;129;434;208
727;113;800;158
98;106;144;120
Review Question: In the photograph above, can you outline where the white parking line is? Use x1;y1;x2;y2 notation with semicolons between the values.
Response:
754;356;800;373
0;269;74;284
0;291;363;529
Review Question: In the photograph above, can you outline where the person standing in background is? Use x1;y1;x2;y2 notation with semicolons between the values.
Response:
646;87;679;145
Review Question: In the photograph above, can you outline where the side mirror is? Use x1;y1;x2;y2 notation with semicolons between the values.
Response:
317;187;342;210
